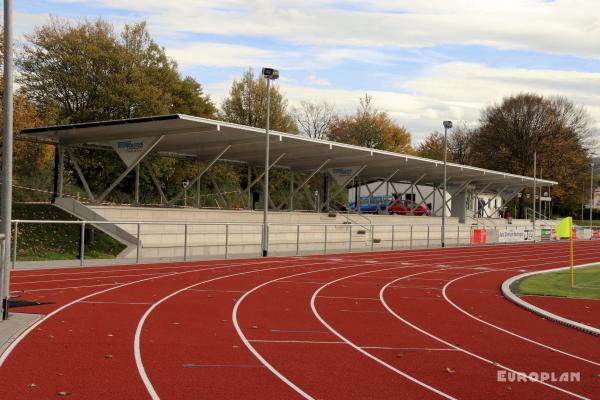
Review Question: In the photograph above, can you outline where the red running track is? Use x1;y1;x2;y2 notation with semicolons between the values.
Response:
0;242;599;399
519;295;600;330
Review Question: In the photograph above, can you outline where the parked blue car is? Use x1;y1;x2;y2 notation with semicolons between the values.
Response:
348;196;394;214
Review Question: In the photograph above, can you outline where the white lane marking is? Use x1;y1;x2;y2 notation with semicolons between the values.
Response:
360;346;457;351
10;272;179;286
186;288;247;293
135;263;322;400
232;264;374;400
0;257;300;367
442;271;600;366
380;266;594;400
80;301;154;305
249;340;345;345
309;265;456;400
21;283;122;292
317;296;380;301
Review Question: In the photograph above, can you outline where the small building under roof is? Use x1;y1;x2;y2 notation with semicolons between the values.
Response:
21;114;556;222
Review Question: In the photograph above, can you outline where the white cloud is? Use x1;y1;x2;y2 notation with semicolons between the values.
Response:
49;0;600;59
166;42;276;68
208;62;600;144
307;73;331;87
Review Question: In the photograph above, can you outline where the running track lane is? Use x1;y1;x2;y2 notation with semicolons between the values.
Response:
1;242;599;399
0;257;321;399
141;242;599;399
518;295;600;330
309;243;600;399
378;242;600;399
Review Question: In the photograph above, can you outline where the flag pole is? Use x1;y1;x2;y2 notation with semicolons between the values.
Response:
569;216;574;288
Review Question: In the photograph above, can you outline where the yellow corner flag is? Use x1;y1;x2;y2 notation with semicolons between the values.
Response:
555;216;572;239
556;217;575;288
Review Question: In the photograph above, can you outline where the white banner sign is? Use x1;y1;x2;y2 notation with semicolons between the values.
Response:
498;229;534;243
109;136;159;167
328;166;361;185
593;188;600;209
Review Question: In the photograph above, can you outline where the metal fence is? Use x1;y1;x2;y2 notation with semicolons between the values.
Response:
10;219;595;267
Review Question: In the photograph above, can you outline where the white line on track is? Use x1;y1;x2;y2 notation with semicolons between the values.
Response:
379;264;596;399
135;262;331;400
234;243;598;400
79;301;154;305
308;243;600;400
249;339;345;345
441;270;600;366
19;283;122;292
232;263;387;400
0;257;307;367
10;272;179;286
317;296;381;301
310;265;457;399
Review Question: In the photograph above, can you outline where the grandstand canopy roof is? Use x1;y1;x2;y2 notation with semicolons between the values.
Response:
22;114;557;193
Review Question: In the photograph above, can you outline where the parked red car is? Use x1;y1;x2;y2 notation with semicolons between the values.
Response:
388;199;431;216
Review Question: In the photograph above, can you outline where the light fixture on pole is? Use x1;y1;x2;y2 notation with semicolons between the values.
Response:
261;67;279;257
442;120;452;248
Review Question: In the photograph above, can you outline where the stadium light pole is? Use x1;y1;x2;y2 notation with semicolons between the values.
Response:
590;162;594;228
442;121;452;248
1;0;14;320
261;68;279;257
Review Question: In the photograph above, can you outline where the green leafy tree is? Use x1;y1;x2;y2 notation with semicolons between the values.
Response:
415;132;447;161
220;68;297;132
17;18;217;203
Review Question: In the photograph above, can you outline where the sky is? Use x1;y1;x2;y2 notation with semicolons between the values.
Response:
9;0;600;144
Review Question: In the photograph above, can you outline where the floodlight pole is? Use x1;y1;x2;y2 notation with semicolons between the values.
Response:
441;121;452;248
262;68;278;257
533;151;537;243
590;162;594;228
1;0;14;320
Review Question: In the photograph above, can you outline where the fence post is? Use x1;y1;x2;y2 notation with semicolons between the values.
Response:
324;225;328;254
348;225;352;253
427;225;430;248
296;224;300;256
183;224;188;261
371;225;375;251
457;225;460;246
12;221;18;269
225;224;229;259
79;222;85;266
136;223;141;264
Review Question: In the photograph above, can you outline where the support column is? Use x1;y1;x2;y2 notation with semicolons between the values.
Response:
134;164;140;205
289;171;294;211
197;160;202;208
57;144;64;198
247;164;252;210
451;190;467;223
323;173;330;213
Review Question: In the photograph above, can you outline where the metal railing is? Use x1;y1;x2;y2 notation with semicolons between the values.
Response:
10;218;588;267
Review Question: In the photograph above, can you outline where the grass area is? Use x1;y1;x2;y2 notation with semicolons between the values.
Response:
13;203;126;261
516;265;600;299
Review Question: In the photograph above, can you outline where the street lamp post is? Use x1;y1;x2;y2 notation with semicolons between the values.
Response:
590;162;594;228
1;0;14;320
261;67;279;257
442;121;452;248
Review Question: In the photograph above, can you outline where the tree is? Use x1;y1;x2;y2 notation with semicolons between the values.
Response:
0;29;54;201
469;93;592;216
18;18;216;124
448;123;473;165
220;68;297;132
293;100;337;140
329;94;412;153
415;132;447;161
17;18;217;203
